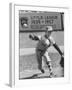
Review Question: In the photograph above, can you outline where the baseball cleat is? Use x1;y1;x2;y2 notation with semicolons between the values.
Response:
41;69;45;73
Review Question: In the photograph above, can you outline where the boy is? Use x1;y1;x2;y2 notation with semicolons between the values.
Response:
29;26;63;77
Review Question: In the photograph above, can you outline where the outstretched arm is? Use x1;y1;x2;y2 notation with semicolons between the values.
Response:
53;43;63;56
49;36;63;56
29;34;40;41
49;36;64;67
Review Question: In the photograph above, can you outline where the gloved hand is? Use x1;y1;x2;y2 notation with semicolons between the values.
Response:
29;34;32;39
60;54;64;68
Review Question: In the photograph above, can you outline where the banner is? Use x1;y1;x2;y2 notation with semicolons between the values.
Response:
19;11;64;32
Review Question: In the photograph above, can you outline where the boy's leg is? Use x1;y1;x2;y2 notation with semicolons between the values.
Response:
46;61;53;75
36;50;45;73
44;51;53;76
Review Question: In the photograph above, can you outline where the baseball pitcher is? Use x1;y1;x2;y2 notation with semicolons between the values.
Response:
29;26;63;77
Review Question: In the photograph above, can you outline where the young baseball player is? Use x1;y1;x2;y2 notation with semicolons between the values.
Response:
29;26;63;77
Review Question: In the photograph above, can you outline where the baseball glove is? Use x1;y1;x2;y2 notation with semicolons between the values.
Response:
60;55;64;68
29;34;32;39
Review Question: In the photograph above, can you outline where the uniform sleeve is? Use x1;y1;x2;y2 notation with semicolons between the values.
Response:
37;35;41;40
49;36;55;44
45;39;50;45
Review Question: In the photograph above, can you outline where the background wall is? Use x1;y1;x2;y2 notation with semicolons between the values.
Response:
0;0;72;89
20;32;64;48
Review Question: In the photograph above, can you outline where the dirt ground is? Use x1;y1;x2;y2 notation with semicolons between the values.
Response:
19;53;64;79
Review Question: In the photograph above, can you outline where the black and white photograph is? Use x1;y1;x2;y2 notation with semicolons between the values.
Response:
19;10;64;79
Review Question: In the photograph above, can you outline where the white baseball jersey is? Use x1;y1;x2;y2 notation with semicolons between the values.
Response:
36;35;55;51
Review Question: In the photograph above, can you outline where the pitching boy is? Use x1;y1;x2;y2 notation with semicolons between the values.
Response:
29;26;63;77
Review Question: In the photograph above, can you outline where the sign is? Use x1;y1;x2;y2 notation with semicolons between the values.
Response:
19;11;64;32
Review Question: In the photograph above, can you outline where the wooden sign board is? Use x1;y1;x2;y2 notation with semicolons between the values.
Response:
19;10;64;32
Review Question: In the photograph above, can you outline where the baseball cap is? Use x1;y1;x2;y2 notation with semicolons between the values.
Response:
46;26;53;31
